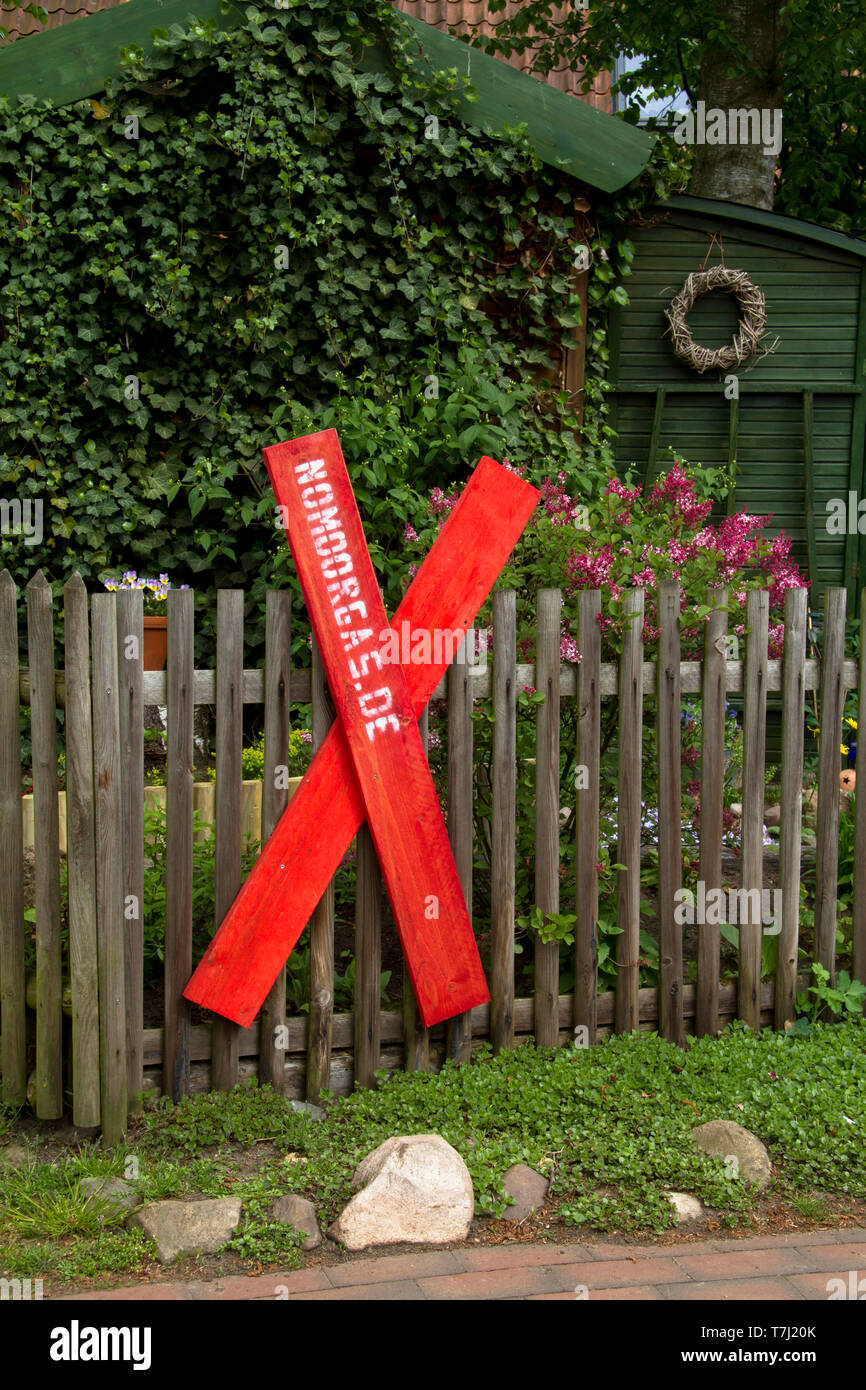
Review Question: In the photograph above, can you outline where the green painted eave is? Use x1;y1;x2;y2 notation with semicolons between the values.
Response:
657;194;866;262
381;14;653;193
0;0;240;108
0;0;654;193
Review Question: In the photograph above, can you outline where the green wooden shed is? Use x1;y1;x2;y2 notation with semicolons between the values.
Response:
608;195;866;612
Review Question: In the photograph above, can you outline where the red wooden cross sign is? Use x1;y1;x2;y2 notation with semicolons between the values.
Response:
184;430;538;1029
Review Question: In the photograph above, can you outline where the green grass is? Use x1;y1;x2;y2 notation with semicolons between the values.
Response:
1;1018;864;1283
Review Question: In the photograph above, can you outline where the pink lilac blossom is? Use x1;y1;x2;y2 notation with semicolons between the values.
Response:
560;632;581;662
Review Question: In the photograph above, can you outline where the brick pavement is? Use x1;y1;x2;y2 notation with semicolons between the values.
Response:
57;1227;866;1301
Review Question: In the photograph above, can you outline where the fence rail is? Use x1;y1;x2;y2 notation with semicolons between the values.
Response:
1;570;864;1141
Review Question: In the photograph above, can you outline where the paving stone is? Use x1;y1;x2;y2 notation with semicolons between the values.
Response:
661;1278;804;1301
325;1250;462;1286
673;1247;812;1281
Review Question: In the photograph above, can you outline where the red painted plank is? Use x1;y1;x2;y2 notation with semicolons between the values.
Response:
184;449;538;1027
271;433;490;1027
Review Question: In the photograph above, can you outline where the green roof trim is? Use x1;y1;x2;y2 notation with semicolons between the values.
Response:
658;194;866;262
0;0;239;108
382;14;653;193
0;0;654;192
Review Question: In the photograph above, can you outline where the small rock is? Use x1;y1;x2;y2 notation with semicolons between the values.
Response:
0;1143;32;1170
289;1100;326;1121
692;1120;772;1190
127;1198;242;1263
667;1191;704;1223
499;1164;549;1223
80;1176;140;1223
267;1193;321;1250
328;1134;474;1251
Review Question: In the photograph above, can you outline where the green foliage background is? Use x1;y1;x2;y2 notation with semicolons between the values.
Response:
0;0;664;663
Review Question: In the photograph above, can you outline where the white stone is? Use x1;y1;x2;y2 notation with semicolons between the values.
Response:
667;1191;704;1223
328;1134;474;1251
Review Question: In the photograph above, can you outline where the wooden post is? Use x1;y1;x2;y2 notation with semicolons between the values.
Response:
575;589;601;1044
776;586;807;1028
164;587;194;1102
402;706;431;1072
739;588;769;1030
212;590;243;1092
855;587;866;996
91;594;127;1142
446;633;474;1065
259;589;292;1091
64;575;100;1128
534;589;561;1048
354;823;381;1088
0;571;26;1106
615;586;643;1034
116;586;144;1112
26;571;63;1118
306;638;334;1101
490;591;516;1052
814;587;846;980
696;589;727;1038
657;579;684;1046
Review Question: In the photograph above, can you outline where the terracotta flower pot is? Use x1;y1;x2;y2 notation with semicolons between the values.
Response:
143;615;168;671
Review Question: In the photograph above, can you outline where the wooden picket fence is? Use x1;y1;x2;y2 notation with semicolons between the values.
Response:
1;571;864;1142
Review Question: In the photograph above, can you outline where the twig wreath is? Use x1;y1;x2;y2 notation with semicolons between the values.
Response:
664;264;778;373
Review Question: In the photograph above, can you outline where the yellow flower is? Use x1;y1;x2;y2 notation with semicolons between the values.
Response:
845;718;858;730
841;743;849;756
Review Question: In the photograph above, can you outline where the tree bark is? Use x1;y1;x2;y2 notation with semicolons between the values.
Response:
689;0;784;210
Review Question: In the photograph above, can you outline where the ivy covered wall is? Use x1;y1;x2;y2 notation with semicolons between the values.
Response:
0;0;650;659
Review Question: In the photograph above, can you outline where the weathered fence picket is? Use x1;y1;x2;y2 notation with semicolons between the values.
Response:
490;590;516;1053
616;585;644;1035
696;589;727;1038
64;575;100;1128
814;587;847;978
306;638;335;1101
258;588;292;1091
446;633;474;1065
116;585;144;1111
855;587;866;992
575;588;601;1044
26;571;63;1118
657;579;684;1046
91;595;127;1143
164;587;194;1103
777;586;808;1028
534;589;561;1048
740;588;769;1030
0;571;26;1106
213;589;244;1092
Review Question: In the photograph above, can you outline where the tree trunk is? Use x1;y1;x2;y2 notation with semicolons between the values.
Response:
688;0;784;210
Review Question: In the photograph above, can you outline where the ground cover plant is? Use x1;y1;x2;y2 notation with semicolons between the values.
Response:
1;1019;864;1290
